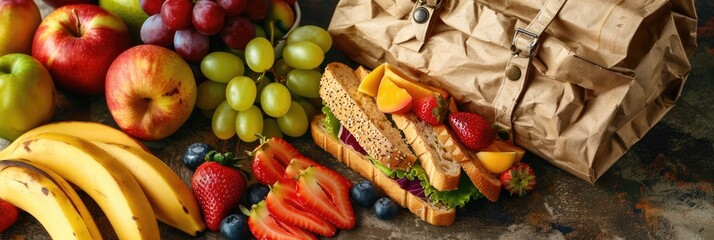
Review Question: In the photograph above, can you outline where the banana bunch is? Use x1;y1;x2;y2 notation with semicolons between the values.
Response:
0;121;206;239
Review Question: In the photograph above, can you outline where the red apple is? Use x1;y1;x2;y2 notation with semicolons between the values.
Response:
32;4;131;95
0;0;42;56
105;44;197;141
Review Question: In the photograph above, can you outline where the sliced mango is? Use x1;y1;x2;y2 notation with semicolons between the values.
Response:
384;63;449;100
358;63;385;97
376;77;412;114
492;141;525;162
476;151;517;174
448;97;458;113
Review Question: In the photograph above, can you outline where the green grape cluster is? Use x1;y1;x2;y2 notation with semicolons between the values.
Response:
194;25;331;142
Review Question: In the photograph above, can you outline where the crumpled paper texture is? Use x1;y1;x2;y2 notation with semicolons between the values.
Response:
328;0;697;182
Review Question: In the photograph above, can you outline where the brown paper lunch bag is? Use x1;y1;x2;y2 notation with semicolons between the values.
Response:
327;0;697;183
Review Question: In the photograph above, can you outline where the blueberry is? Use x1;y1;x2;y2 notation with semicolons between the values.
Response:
246;183;270;206
183;143;212;170
219;214;249;240
373;197;398;220
350;180;380;208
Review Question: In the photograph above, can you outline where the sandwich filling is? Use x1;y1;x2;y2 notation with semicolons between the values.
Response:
322;107;482;209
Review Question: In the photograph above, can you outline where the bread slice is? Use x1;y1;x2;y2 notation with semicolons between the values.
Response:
312;115;456;226
354;65;370;81
392;113;461;191
319;62;416;170
433;125;502;202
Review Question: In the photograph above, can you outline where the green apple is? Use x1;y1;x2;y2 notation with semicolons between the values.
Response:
99;0;148;43
0;0;42;56
0;54;56;141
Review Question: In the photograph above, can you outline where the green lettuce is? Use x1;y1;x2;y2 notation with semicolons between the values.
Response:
370;158;482;208
321;106;340;140
424;174;482;209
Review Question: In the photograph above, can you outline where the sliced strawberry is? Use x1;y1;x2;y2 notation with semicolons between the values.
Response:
249;200;317;240
263;137;302;162
284;156;322;179
296;166;355;229
252;150;285;186
251;137;303;185
267;178;337;237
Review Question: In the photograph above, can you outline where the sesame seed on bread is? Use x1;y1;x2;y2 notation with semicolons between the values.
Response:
319;62;416;170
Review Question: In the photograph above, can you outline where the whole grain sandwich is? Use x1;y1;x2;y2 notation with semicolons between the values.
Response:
312;62;506;226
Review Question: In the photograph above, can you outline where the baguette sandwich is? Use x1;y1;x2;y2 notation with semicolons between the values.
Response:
311;62;503;226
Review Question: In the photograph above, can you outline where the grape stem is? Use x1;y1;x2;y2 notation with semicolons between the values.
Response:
269;20;275;45
265;20;286;84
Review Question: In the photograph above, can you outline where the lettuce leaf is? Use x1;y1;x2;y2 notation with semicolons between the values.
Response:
424;174;482;209
370;158;408;178
370;158;482;208
321;106;340;140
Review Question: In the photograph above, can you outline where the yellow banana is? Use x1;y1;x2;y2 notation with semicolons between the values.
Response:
0;121;147;158
92;141;206;236
4;132;160;239
0;159;102;240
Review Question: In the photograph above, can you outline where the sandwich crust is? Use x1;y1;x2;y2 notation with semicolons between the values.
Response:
312;115;456;226
433;124;502;202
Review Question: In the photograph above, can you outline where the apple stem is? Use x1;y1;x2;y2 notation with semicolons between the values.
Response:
72;9;82;37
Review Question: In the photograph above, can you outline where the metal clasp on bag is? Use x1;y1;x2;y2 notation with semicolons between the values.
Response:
411;0;444;47
511;28;540;58
413;0;444;24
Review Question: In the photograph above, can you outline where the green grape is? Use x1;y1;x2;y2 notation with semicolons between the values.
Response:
297;99;317;122
262;118;283;139
273;58;293;77
200;51;245;83
224;48;245;60
287;25;332;53
245;37;275;72
235;105;264;142
260;82;291;117
196;80;228;110
282;41;324;70
286;69;321;98
212;101;239;140
226;76;257;111
253;24;267;39
201;108;215;119
277;101;308;137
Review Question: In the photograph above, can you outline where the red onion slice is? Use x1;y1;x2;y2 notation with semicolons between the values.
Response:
338;126;367;155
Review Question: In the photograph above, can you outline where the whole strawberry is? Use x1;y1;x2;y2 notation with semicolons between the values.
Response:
0;198;19;233
192;151;247;231
499;162;536;197
414;94;448;125
448;112;496;150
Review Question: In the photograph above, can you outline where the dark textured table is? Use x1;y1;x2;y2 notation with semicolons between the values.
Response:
1;0;713;239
